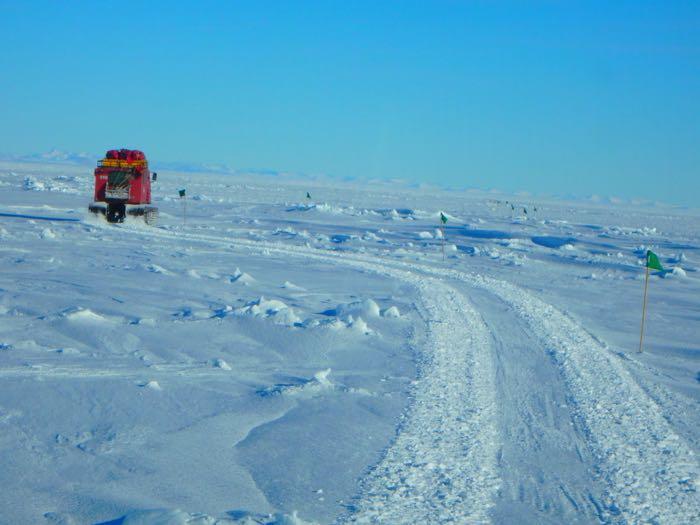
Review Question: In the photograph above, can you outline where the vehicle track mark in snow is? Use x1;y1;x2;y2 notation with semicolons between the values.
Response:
467;287;608;524
99;223;700;522
340;280;499;524
470;274;700;524
374;250;700;522
99;223;502;523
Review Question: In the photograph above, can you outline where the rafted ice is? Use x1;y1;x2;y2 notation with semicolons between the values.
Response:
88;148;158;225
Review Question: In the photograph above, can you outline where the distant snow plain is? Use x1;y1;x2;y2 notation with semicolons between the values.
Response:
0;161;698;524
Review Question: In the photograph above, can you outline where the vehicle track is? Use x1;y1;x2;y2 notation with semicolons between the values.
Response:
98;223;502;522
98;223;700;523
464;286;608;524
339;279;499;524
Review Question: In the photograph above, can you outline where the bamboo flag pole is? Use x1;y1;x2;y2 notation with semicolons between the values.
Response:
638;250;664;353
440;212;448;262
179;189;186;226
638;264;650;353
441;226;446;262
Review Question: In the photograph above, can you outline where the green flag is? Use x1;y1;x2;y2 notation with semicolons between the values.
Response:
440;212;448;225
178;189;186;198
646;250;664;271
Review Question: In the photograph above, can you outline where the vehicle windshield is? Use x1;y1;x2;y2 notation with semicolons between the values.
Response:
107;171;130;188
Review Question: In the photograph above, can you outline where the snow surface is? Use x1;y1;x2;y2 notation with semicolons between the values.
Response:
1;160;699;524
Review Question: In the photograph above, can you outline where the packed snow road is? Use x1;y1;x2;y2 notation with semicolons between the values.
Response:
95;221;503;523
340;279;499;524
467;286;609;524
107;221;700;524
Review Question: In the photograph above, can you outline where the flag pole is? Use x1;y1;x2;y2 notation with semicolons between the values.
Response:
441;226;445;262
439;212;447;262
638;264;650;353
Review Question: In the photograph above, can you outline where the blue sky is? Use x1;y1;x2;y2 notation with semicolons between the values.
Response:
1;1;698;204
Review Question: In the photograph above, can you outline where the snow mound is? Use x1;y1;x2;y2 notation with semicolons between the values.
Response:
172;307;210;320
212;358;232;370
312;368;333;387
665;267;687;279
375;208;415;220
20;175;80;194
314;202;346;214
347;315;373;335
211;305;234;318
287;202;359;216
297;202;361;215
235;297;301;326
485;248;525;266
140;380;162;391
417;231;433;239
230;267;255;285
603;225;658;237
669;253;687;263
381;306;401;318
362;231;381;241
333;299;381;318
63;308;109;323
190;194;213;202
145;264;171;275
23;176;45;191
286;203;315;212
282;280;306;291
331;234;357;243
259;369;334;398
41;228;57;239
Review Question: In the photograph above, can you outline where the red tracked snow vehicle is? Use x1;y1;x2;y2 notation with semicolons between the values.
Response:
88;149;158;224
